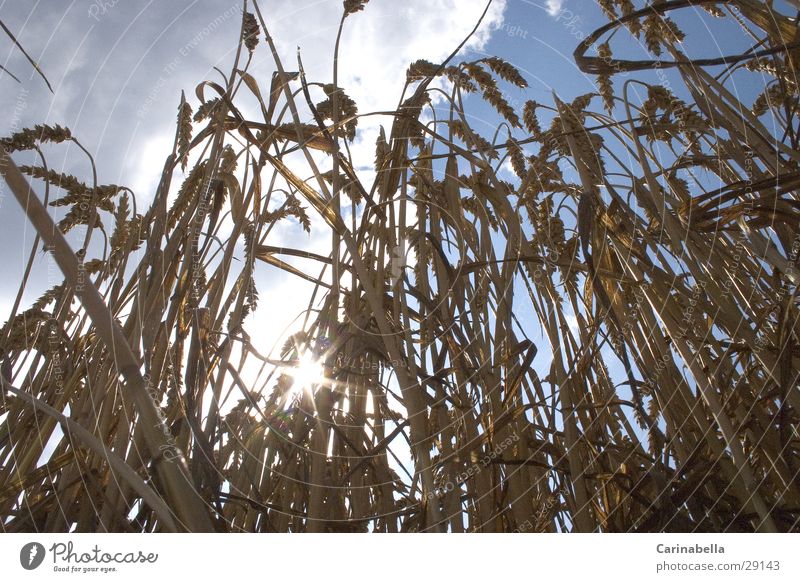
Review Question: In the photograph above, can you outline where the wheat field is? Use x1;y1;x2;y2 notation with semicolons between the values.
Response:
0;0;798;533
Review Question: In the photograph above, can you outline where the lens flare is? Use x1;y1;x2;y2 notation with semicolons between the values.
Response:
288;351;325;393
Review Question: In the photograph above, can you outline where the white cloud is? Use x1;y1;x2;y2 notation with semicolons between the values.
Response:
545;0;565;17
261;0;507;163
127;130;174;198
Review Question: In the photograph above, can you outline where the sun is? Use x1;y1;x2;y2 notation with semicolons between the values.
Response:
287;351;326;393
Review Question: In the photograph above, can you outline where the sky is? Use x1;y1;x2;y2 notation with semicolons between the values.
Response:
2;0;786;508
